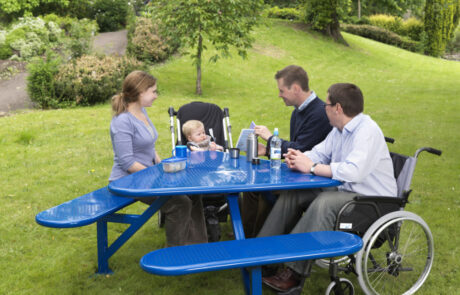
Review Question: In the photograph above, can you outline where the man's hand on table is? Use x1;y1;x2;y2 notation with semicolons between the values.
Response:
284;148;312;173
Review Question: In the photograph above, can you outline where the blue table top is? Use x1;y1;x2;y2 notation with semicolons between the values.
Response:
108;151;341;198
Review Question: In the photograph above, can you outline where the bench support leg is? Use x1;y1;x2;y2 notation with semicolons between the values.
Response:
95;196;171;274
250;267;262;295
97;220;111;274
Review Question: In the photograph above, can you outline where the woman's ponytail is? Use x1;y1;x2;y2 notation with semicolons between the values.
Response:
111;93;128;116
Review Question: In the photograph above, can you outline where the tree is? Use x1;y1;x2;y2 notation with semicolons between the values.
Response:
424;0;459;56
349;0;426;18
0;0;69;21
152;0;264;95
304;0;349;45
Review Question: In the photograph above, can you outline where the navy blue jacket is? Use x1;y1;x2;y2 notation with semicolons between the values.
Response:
266;97;332;157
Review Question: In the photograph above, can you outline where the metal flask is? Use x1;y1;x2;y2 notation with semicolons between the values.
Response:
246;132;258;162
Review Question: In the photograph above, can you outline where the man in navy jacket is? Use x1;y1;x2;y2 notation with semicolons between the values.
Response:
241;65;332;238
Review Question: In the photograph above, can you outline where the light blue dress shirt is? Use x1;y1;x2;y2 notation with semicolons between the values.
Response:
297;90;316;111
306;113;397;196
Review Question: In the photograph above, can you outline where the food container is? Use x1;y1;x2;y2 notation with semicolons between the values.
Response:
162;157;187;173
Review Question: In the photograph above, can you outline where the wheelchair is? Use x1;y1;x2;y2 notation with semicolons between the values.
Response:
158;101;234;242
306;138;442;295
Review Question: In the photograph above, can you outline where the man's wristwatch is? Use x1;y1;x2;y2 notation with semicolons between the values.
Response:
310;163;318;175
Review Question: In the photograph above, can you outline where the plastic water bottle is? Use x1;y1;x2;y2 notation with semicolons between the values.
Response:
270;128;281;169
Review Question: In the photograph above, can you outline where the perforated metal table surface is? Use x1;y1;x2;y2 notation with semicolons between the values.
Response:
108;151;341;197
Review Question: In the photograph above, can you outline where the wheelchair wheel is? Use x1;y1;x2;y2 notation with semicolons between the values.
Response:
356;211;434;295
325;278;354;295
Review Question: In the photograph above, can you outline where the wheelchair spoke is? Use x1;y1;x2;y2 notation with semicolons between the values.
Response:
359;215;434;295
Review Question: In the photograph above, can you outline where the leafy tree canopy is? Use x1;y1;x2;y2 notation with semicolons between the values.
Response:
0;0;68;15
151;0;264;94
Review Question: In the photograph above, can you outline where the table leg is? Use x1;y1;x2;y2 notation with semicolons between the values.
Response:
95;196;170;274
227;193;255;294
226;193;245;240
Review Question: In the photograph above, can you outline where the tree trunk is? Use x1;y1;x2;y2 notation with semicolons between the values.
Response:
358;0;361;19
326;12;349;46
196;33;203;95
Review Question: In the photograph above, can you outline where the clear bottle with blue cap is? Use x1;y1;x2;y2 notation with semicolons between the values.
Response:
270;128;281;169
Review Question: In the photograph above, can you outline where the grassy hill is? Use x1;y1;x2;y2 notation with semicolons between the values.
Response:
0;19;458;294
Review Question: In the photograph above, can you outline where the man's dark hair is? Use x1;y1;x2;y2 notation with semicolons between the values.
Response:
275;65;309;91
327;83;364;117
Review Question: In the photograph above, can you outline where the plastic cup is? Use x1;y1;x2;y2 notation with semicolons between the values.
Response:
174;145;188;158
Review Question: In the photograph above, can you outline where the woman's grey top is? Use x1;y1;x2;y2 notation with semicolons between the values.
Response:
109;108;158;181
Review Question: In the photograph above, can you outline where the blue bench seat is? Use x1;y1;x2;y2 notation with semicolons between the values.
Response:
36;187;171;274
36;187;135;228
140;231;362;294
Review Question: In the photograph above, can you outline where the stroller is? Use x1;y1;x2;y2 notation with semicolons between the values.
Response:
161;101;234;242
288;137;441;295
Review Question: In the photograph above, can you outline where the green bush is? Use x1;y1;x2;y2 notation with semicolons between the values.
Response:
401;17;424;41
32;0;94;20
344;15;370;25
27;52;62;108
264;0;302;8
342;24;419;52
1;16;61;60
53;55;145;106
93;0;129;32
0;29;12;59
369;14;404;35
266;6;302;20
66;18;98;58
127;17;178;63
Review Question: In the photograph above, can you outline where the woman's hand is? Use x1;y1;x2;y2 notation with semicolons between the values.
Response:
127;162;148;173
155;151;161;164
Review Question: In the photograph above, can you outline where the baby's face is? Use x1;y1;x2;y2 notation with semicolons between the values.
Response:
188;126;207;142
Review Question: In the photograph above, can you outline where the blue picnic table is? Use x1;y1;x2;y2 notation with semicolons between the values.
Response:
37;151;361;294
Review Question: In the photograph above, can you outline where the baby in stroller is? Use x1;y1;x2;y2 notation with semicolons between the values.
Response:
182;120;224;152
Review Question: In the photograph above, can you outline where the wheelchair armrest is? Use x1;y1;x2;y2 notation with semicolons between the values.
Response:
353;196;406;206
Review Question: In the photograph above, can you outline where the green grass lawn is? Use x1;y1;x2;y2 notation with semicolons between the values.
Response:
0;19;459;294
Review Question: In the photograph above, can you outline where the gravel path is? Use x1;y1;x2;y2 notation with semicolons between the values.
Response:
0;30;128;115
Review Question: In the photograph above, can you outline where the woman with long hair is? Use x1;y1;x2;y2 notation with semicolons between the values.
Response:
109;70;207;247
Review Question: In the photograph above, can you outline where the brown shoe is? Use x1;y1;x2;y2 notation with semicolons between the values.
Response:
262;267;300;292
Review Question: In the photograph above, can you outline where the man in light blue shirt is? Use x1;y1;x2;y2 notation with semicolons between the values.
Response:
260;83;397;293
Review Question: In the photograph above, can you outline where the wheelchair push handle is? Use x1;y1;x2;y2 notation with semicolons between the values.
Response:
425;147;442;156
385;137;395;144
415;147;442;158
